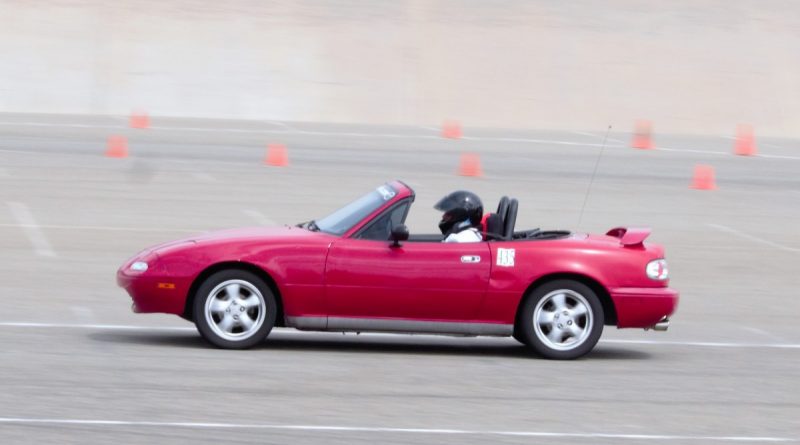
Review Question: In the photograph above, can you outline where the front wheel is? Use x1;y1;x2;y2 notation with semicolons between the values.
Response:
518;280;604;360
193;269;277;349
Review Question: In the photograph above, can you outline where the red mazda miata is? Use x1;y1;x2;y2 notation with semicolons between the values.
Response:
117;180;678;359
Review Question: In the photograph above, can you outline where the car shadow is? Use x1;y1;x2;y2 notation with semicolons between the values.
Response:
88;331;651;360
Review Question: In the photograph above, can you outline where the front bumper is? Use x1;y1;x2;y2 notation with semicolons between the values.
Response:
610;287;679;329
117;267;189;315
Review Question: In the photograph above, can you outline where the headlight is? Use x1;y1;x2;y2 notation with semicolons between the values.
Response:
130;261;148;272
646;259;669;280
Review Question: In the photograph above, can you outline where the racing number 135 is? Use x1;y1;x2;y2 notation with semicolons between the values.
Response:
497;248;515;267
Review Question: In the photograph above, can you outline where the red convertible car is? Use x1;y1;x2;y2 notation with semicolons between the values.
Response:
117;180;678;359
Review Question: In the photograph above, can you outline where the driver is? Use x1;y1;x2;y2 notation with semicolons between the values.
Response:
434;190;483;243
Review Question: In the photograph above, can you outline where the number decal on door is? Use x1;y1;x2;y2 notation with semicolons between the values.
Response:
497;248;515;267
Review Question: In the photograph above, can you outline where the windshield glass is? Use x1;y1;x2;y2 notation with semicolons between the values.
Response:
313;184;398;236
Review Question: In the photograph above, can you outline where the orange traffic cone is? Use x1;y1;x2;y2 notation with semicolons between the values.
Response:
458;152;482;177
105;135;128;158
264;143;288;166
130;111;150;129
691;164;716;190
734;124;757;156
632;120;654;149
442;120;462;139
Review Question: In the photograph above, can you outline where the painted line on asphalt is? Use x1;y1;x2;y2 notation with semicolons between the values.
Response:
0;223;203;234
569;130;602;138
0;322;195;331
148;125;290;134
265;120;295;130
0;148;48;155
0;121;121;129
756;153;800;160
600;339;800;349
6;202;56;257
707;223;800;253
1;322;800;350
419;126;440;132
657;146;730;156
569;130;626;144
0;418;792;442
2;120;800;160
242;209;276;226
742;327;786;343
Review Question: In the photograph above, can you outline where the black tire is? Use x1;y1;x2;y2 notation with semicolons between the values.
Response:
193;269;277;349
518;280;604;360
512;326;529;345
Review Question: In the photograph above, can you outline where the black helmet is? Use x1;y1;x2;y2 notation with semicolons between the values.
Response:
434;190;483;235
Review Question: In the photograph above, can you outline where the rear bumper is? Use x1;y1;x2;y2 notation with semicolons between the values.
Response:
610;286;679;329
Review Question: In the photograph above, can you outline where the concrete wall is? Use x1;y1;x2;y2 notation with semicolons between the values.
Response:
1;0;799;135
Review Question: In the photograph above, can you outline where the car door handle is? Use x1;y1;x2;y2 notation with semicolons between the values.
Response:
461;255;481;263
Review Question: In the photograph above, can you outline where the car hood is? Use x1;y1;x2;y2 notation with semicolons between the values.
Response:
146;225;327;254
192;225;299;242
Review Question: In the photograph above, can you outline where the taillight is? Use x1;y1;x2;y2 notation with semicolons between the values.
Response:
646;259;669;281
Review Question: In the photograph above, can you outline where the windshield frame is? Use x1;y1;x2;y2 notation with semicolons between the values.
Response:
311;181;413;237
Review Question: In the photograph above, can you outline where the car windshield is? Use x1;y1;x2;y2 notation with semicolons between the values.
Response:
312;184;398;236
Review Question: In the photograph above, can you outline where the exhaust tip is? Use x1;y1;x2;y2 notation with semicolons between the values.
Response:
650;317;669;332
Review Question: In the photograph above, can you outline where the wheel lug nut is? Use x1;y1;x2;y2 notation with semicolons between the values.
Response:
240;307;245;312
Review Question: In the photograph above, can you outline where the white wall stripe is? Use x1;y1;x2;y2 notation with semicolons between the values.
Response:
0;418;792;442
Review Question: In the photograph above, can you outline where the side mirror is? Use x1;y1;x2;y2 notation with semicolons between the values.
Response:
390;224;409;247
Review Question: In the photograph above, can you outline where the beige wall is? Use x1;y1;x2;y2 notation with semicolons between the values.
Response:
1;0;798;136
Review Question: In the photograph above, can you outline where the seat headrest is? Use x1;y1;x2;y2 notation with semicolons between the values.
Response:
485;213;504;236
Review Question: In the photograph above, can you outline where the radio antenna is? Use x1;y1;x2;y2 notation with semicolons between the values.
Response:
577;125;612;228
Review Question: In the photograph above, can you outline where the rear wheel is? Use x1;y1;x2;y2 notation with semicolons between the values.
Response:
518;280;604;359
193;270;277;349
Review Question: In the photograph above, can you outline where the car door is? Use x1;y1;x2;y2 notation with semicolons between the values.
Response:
324;237;491;324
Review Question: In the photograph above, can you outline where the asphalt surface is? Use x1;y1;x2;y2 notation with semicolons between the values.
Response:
0;113;799;444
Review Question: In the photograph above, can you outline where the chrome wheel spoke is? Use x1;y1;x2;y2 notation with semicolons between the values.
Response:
567;324;583;338
546;327;563;343
217;314;235;333
225;283;241;300
537;309;555;326
570;304;588;318
239;313;255;331
240;295;261;309
551;293;567;312
209;298;229;314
